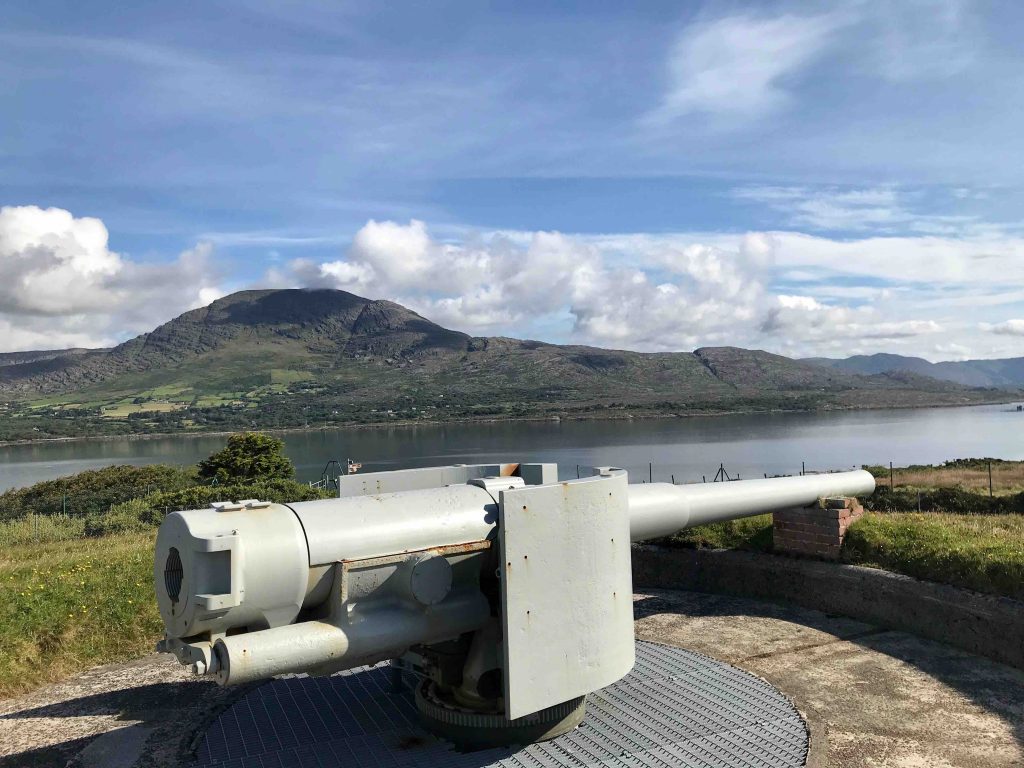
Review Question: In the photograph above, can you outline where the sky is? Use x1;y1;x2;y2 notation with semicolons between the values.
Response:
1;0;1023;361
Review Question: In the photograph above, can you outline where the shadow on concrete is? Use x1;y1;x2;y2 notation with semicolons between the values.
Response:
0;734;97;768
634;589;1024;756
0;677;257;768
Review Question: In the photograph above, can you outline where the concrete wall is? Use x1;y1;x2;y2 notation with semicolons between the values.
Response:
632;545;1024;670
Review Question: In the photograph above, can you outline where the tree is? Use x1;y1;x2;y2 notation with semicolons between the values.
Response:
197;432;294;484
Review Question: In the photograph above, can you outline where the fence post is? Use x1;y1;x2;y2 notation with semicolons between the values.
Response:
989;461;994;499
889;462;894;491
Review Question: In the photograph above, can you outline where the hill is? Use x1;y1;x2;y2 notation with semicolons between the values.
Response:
805;353;1024;388
0;289;1013;442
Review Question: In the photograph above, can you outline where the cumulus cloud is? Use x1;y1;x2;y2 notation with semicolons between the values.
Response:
0;205;223;352
763;294;941;341
299;219;768;351
282;219;1022;360
4;207;1018;362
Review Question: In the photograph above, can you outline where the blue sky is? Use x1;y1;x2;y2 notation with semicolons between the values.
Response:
1;0;1023;360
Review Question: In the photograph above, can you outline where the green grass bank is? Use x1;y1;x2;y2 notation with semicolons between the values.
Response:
0;533;158;697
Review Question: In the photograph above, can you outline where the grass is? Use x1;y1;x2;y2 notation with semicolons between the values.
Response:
0;532;160;697
0;514;86;546
866;459;1024;496
659;509;1024;602
662;514;774;553
100;401;186;418
271;368;313;384
844;512;1024;601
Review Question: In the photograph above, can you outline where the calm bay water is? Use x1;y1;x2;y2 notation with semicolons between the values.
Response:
1;403;1022;492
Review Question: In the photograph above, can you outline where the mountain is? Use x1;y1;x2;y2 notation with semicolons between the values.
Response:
805;353;1024;389
0;289;1013;442
0;348;93;369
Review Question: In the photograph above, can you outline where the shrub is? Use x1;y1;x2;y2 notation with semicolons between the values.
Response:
146;478;329;515
866;485;1024;515
197;432;294;484
84;499;162;537
0;464;198;522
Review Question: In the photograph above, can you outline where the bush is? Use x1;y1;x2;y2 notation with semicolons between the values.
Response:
0;464;198;522
197;432;294;484
83;499;162;538
866;485;1024;515
146;478;329;514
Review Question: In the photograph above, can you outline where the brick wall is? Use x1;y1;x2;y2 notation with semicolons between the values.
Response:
772;497;864;560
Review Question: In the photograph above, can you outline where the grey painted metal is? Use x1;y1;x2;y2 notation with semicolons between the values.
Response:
211;591;489;685
195;641;808;768
154;461;873;725
499;468;635;719
336;462;557;497
627;469;876;541
154;501;309;640
289;483;497;565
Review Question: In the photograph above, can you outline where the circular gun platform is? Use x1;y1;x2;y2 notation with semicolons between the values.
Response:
194;641;809;767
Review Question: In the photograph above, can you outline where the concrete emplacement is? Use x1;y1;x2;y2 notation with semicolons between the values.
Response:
3;586;1023;766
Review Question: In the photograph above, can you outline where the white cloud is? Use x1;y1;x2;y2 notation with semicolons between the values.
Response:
290;219;1024;361
647;12;845;123
0;206;223;351
981;319;1024;337
5;207;1019;362
762;294;941;342
298;220;766;351
732;184;987;234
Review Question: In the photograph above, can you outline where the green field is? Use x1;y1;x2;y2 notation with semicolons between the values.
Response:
100;401;186;418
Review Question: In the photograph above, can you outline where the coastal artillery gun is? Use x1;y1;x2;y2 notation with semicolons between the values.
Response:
154;462;874;748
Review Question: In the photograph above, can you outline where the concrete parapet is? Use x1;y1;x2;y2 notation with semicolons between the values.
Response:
632;545;1024;671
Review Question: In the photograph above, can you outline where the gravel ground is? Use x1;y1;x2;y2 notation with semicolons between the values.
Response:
0;653;256;768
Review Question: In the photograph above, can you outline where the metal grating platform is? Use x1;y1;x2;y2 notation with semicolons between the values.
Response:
195;641;808;768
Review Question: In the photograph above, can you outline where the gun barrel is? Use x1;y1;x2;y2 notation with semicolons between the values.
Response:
627;469;876;541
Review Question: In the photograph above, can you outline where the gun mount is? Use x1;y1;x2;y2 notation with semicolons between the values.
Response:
154;462;874;748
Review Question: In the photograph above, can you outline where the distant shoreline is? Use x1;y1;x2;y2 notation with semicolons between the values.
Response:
1;396;1018;449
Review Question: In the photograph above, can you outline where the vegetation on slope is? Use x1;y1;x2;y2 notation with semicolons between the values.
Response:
0;288;1011;442
863;459;1024;514
0;532;159;696
0;434;334;695
843;513;1024;601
